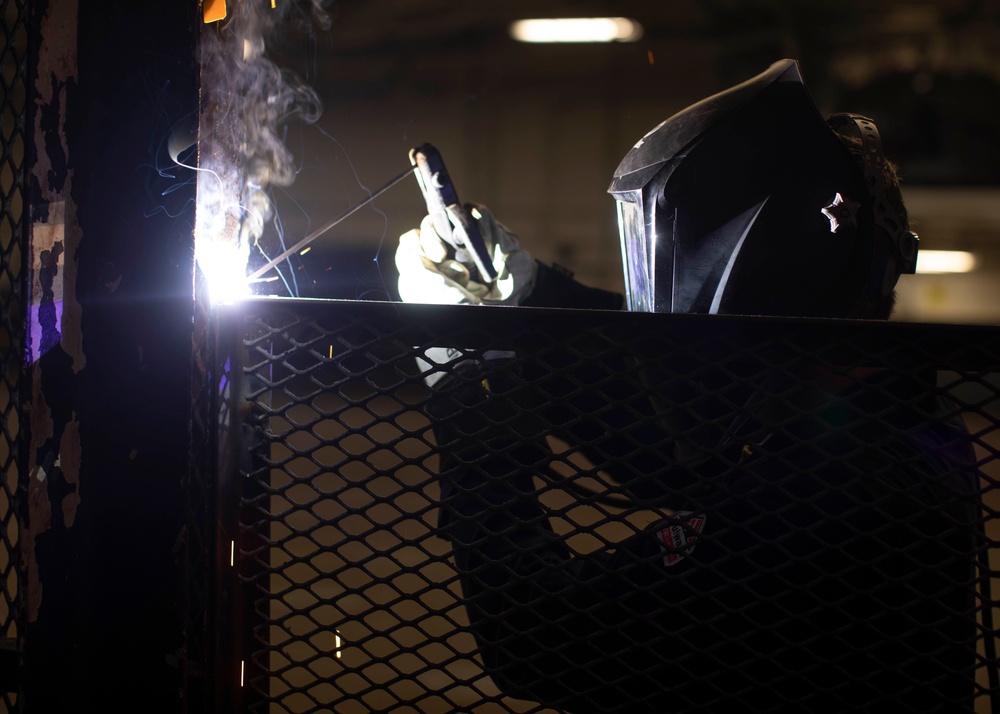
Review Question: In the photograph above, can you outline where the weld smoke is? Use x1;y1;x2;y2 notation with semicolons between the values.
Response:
198;0;329;281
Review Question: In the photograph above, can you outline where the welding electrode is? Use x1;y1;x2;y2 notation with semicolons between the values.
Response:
247;165;417;281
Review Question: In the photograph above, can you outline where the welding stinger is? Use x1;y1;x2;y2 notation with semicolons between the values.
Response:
408;144;498;284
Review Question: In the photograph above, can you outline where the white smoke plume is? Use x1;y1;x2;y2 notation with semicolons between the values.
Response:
197;0;329;299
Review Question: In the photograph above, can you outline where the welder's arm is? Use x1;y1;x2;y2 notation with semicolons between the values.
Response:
396;205;536;305
522;262;624;311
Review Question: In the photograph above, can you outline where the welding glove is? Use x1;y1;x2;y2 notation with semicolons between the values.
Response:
396;205;536;306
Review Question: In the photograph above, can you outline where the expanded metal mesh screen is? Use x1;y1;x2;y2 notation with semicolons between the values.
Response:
216;298;1000;713
0;0;27;710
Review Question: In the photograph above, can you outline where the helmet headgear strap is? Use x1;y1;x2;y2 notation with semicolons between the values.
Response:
827;113;919;298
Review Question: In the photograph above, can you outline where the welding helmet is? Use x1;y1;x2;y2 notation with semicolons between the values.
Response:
608;59;918;317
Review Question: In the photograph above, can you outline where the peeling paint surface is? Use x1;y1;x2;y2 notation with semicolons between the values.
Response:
25;466;50;621
26;0;83;623
31;0;83;371
30;201;64;363
19;2;199;707
25;341;52;623
58;416;81;528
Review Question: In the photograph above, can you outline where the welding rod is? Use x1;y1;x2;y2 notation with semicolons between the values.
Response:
247;165;417;282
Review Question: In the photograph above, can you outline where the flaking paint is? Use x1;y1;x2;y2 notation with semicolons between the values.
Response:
25;0;83;623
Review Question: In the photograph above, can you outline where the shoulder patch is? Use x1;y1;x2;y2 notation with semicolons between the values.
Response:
656;512;707;567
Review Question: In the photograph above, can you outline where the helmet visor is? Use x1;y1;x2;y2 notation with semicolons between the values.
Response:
617;190;771;314
616;197;655;312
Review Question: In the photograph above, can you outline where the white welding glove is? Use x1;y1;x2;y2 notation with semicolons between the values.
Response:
396;205;536;306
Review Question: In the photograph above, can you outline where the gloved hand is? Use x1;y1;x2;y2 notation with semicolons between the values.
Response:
395;204;536;305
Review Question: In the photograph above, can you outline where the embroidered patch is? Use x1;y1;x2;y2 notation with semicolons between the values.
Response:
656;512;707;567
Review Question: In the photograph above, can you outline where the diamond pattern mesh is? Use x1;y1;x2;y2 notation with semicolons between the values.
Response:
0;0;27;710
216;299;1000;713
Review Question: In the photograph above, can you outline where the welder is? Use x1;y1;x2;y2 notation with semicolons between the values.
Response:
395;60;980;712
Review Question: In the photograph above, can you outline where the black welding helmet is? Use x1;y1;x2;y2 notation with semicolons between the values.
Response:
609;58;917;316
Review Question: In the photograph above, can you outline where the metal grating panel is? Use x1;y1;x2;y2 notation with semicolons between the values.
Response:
217;298;1000;713
0;0;28;709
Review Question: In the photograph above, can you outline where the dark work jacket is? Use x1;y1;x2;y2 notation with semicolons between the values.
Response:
430;264;982;713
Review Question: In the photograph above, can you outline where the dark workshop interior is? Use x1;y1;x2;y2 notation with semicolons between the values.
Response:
4;1;1000;712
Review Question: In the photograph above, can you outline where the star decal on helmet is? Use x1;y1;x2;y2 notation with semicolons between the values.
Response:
821;192;860;233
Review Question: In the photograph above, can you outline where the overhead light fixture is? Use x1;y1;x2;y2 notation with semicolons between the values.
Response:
915;250;979;274
510;18;643;43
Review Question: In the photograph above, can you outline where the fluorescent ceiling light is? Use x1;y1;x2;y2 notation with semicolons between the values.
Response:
915;250;979;274
510;18;643;43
